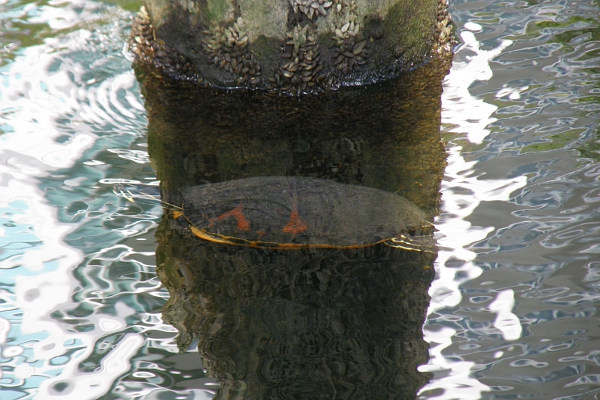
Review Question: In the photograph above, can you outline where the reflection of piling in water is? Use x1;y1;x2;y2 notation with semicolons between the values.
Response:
157;216;436;399
142;51;450;219
136;9;451;396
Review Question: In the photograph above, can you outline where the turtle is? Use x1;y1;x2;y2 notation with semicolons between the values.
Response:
115;176;434;252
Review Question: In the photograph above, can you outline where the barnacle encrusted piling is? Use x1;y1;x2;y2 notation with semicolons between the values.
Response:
130;6;200;82
268;25;325;95
202;17;262;86
289;0;332;19
130;0;454;95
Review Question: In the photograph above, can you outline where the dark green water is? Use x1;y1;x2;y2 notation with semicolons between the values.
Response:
1;0;600;399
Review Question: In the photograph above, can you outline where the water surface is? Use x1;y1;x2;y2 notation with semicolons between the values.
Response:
1;0;600;399
423;1;600;399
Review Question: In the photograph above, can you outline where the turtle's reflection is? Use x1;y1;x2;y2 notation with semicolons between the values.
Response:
157;215;435;399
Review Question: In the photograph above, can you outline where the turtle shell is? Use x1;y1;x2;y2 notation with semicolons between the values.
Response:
177;176;432;251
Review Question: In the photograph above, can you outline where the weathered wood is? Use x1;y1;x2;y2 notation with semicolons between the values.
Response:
131;0;452;94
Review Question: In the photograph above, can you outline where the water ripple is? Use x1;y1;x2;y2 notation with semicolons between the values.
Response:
423;1;600;399
0;1;196;398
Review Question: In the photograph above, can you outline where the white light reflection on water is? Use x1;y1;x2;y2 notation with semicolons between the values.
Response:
0;2;175;398
441;27;512;145
420;25;526;399
36;334;144;399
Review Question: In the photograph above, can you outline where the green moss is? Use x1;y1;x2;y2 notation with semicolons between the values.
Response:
248;35;281;76
382;0;435;59
516;15;599;42
534;16;594;29
204;0;235;23
104;0;143;12
239;0;288;42
521;129;586;153
577;127;600;161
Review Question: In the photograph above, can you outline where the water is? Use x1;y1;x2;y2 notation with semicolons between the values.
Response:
423;1;600;399
0;1;212;398
1;0;600;399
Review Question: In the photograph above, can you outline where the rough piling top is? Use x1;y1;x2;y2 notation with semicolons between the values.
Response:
131;0;453;94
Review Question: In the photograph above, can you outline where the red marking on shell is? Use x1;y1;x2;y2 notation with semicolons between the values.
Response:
213;204;250;231
283;211;308;235
283;198;307;236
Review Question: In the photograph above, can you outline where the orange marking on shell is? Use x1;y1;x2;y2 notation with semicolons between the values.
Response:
214;204;250;231
283;211;308;235
282;198;307;236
